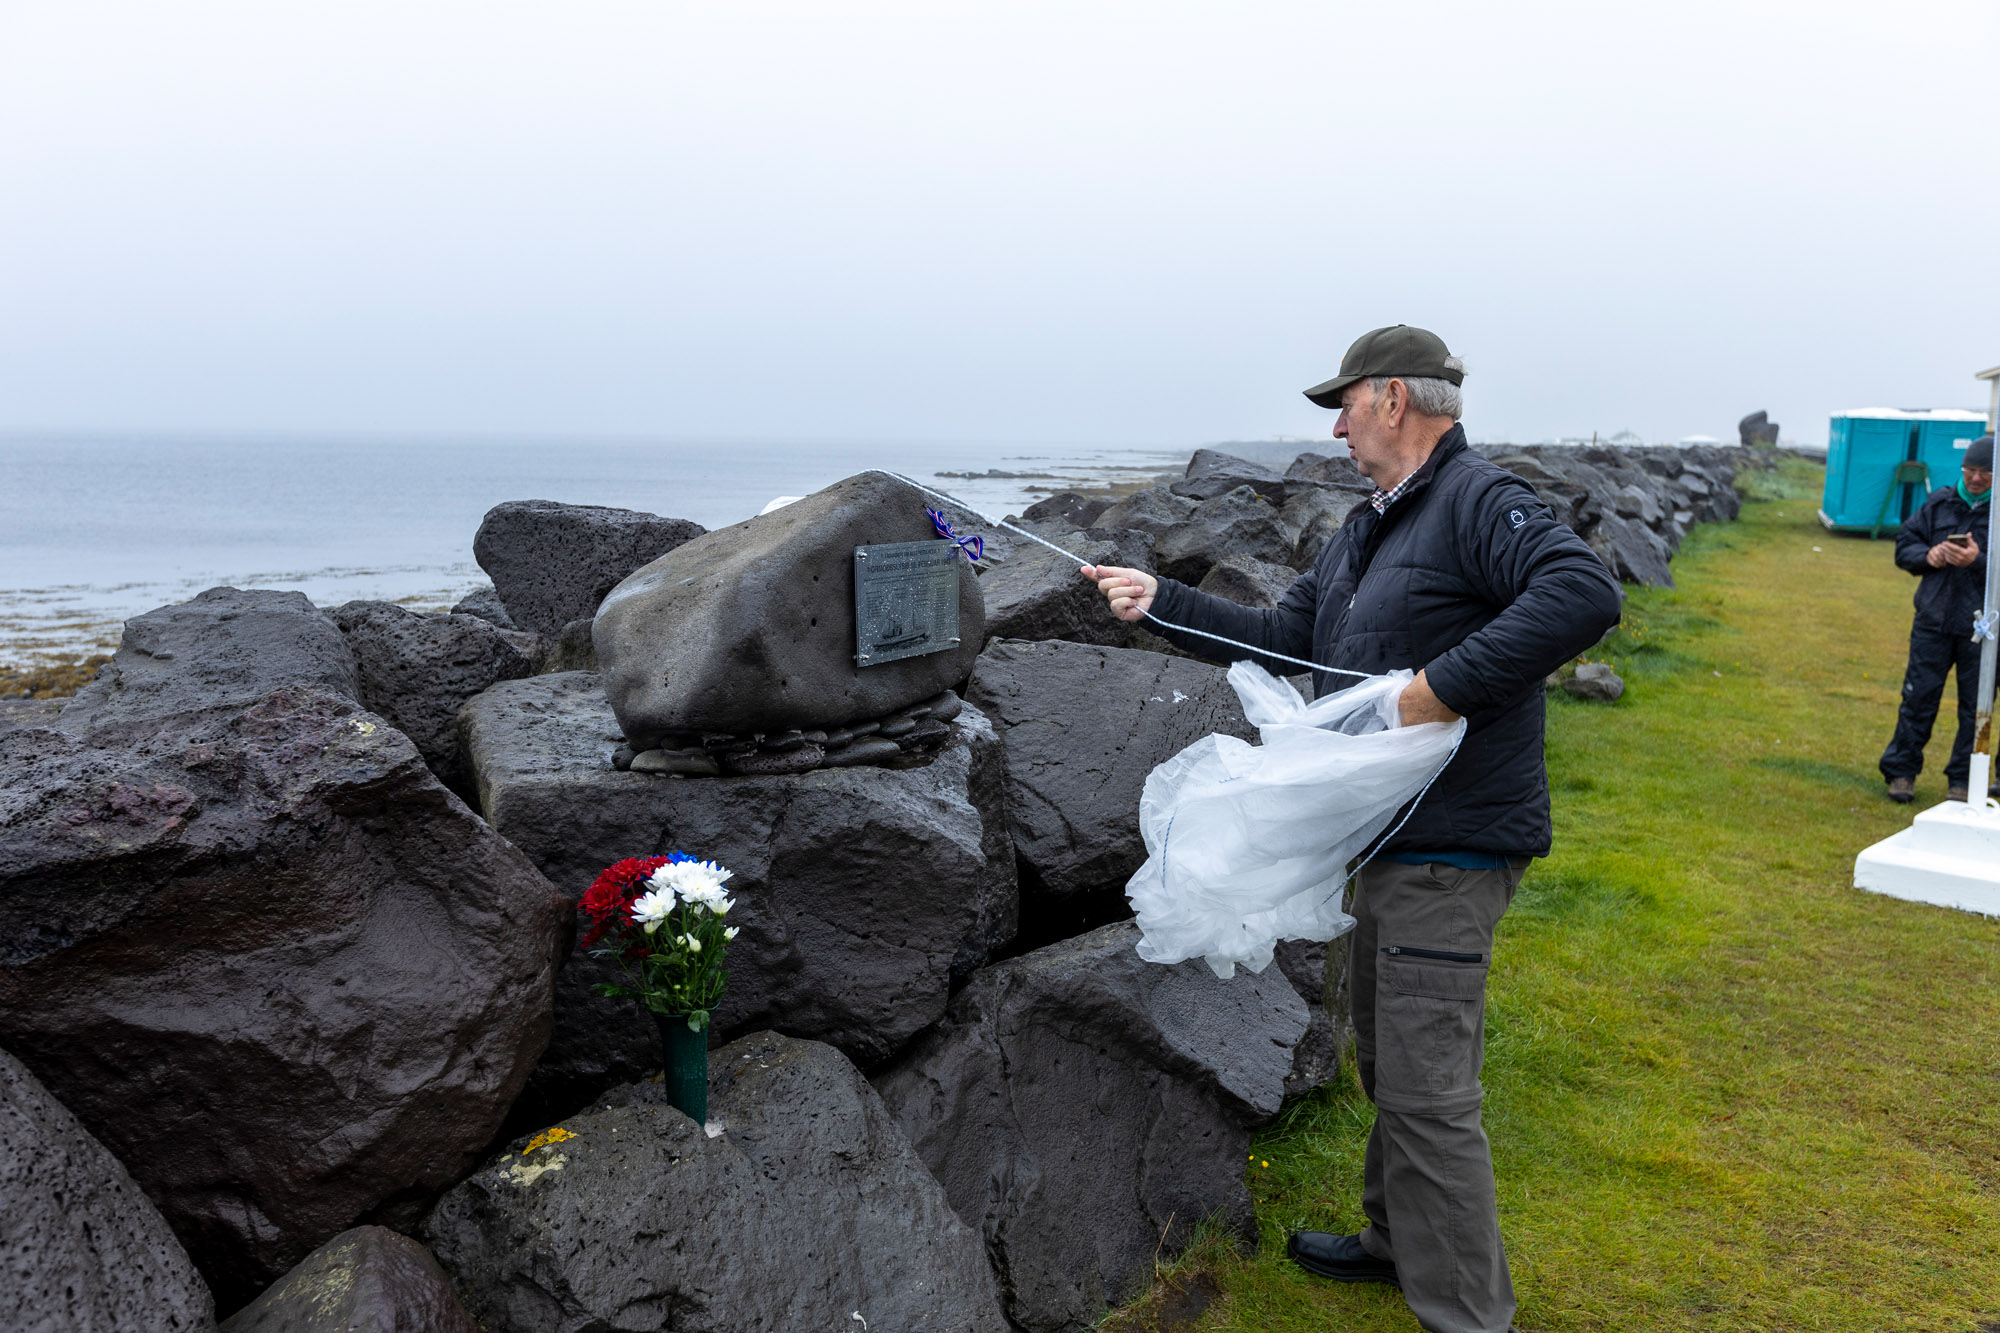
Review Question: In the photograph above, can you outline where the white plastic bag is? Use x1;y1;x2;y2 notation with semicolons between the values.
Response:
1126;661;1466;979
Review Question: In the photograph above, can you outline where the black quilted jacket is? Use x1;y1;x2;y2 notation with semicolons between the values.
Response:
1148;426;1624;858
1893;486;1990;635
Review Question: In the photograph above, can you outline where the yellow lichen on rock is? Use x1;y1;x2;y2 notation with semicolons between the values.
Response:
503;1152;567;1188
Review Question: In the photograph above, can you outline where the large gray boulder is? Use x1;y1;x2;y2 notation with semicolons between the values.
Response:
981;527;1151;648
875;922;1308;1333
1018;491;1114;529
1196;553;1300;609
1562;661;1626;702
329;600;534;786
425;1032;1009;1333
60;586;359;732
1696;470;1742;523
1280;485;1354;568
0;686;568;1307
221;1226;477;1333
1;1043;215;1332
594;473;984;746
1738;410;1780;448
1588;512;1673;587
965;640;1254;901
1169;448;1292;504
450;584;518;629
1153;486;1294;585
473;500;706;636
1090;486;1196;537
1612;482;1664;527
458;671;1017;1125
1285;451;1374;495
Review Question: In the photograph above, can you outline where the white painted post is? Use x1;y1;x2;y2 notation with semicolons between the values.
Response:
1972;422;1998;810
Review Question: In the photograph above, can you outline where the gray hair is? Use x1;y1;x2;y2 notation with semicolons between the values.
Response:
1369;356;1464;420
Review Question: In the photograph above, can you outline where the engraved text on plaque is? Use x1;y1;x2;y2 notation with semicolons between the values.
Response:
853;541;962;667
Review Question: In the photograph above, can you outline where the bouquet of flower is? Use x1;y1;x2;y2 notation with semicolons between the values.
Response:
578;852;738;1031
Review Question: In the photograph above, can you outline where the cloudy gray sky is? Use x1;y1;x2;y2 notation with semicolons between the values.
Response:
1;0;1994;448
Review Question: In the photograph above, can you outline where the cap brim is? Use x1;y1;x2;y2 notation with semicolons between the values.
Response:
1303;373;1363;409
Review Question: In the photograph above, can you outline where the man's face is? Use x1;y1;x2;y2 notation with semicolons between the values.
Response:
1966;462;1993;495
1334;381;1392;483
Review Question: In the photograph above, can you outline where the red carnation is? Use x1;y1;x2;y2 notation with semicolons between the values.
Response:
578;856;668;949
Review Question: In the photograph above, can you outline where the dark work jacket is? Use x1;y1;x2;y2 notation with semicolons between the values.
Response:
1893;486;1991;635
1149;426;1624;859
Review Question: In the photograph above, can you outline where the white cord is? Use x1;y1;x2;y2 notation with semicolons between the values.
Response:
873;468;1374;679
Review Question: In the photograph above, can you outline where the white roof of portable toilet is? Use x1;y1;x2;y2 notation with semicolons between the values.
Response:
1833;407;1987;421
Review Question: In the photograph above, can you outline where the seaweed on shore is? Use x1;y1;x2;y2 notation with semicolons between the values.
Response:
2;655;112;700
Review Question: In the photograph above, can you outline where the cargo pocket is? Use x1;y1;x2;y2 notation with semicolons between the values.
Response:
1371;946;1489;1115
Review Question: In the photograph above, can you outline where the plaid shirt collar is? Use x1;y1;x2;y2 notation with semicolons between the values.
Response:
1363;425;1469;516
1368;469;1419;515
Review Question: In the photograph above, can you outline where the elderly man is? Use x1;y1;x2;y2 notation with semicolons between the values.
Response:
1084;326;1622;1333
1880;434;1994;803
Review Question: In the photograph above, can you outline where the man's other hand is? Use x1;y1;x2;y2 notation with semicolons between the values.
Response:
1398;670;1463;728
1081;564;1158;622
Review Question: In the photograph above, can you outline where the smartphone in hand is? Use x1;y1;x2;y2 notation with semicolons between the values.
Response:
1945;533;1973;548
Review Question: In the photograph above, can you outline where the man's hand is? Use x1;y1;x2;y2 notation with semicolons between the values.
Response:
1397;669;1462;728
1932;538;1981;568
1081;564;1157;622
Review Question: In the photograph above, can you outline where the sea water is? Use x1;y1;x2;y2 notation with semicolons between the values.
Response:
0;434;1188;665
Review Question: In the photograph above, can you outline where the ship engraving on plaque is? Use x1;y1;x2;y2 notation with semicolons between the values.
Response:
853;540;962;667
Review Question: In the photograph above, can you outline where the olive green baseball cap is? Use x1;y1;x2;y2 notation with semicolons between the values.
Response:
1303;325;1462;408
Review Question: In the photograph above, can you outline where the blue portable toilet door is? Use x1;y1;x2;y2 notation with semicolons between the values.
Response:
1919;418;1987;496
1832;417;1921;529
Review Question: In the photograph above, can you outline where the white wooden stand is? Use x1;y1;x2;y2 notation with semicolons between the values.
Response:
1854;761;2000;917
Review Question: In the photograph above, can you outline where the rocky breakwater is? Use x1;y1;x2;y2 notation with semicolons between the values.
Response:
0;587;568;1310
0;436;1756;1327
991;439;1766;606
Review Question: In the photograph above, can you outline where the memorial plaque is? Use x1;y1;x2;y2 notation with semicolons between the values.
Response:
853;540;962;667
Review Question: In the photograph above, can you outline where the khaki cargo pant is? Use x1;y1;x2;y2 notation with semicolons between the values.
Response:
1351;859;1524;1333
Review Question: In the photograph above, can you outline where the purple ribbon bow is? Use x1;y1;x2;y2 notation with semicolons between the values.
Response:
927;507;984;562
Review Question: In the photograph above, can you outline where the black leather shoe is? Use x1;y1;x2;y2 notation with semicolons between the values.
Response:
1286;1230;1400;1285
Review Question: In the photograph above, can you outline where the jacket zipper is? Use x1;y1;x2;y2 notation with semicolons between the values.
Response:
1381;945;1484;964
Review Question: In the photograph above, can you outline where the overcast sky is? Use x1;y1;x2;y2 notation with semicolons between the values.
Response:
2;1;1994;448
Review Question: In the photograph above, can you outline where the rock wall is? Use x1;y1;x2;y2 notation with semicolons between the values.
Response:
0;447;1758;1325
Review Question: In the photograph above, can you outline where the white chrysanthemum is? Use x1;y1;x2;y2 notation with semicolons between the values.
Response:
641;867;681;900
723;926;740;941
657;859;732;900
681;933;702;953
631;888;676;929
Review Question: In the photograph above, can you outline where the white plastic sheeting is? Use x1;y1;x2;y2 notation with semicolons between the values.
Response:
1126;662;1466;979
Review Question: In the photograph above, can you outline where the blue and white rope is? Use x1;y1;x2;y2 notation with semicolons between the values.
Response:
870;468;1374;679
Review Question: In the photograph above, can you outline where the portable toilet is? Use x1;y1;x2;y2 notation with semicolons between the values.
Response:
1818;408;1988;535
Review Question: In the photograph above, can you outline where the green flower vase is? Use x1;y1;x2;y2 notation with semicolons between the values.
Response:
652;1013;709;1125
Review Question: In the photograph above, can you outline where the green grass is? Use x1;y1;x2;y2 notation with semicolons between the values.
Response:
1106;460;2000;1332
